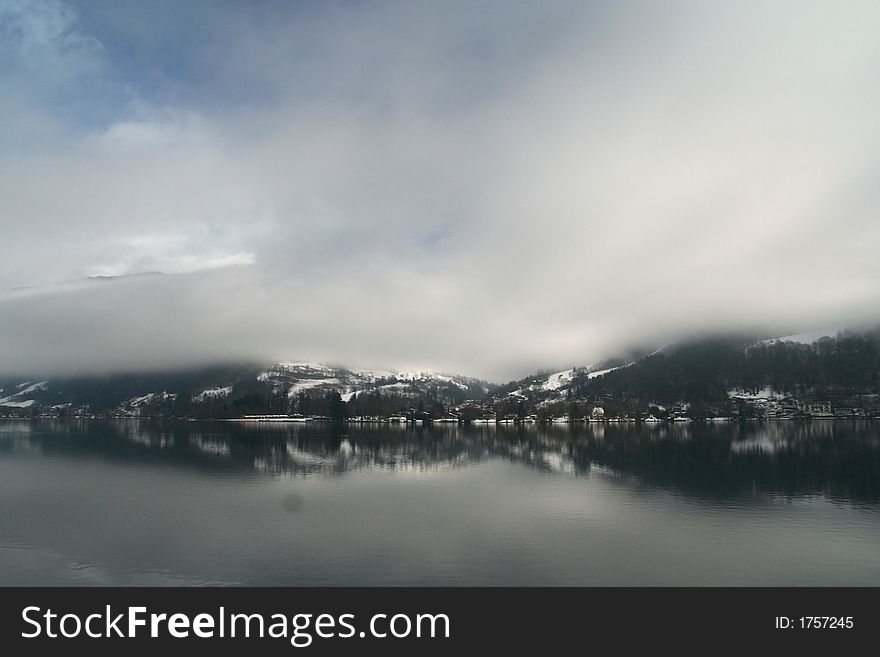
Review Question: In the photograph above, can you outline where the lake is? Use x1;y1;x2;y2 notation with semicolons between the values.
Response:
1;419;878;585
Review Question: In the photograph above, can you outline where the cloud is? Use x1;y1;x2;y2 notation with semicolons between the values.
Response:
0;0;104;71
2;1;880;379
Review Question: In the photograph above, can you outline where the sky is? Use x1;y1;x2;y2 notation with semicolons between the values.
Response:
1;0;880;380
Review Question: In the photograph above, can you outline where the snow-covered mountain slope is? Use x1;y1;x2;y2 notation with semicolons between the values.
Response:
504;359;637;402
3;326;875;416
0;360;494;416
753;329;840;347
256;361;490;403
192;386;233;402
0;380;48;407
498;332;843;405
543;369;575;391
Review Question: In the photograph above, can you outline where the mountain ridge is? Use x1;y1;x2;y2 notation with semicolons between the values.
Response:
3;327;879;419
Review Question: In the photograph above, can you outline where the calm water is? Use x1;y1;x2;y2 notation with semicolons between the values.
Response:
1;419;878;586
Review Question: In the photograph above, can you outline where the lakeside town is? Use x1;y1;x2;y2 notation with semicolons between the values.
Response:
5;389;880;424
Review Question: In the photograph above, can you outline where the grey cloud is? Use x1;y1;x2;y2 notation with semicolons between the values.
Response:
2;1;880;380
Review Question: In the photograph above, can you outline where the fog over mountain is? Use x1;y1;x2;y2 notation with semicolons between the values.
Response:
2;1;880;380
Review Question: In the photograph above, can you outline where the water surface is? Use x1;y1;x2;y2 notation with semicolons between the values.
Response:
1;419;878;585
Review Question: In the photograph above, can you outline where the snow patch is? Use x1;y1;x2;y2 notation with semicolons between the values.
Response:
350;367;395;380
127;392;177;407
0;381;48;404
275;361;334;372
586;367;618;380
728;387;787;400
394;371;470;389
542;369;574;391
287;378;341;397
757;330;839;346
0;399;36;408
193;386;233;402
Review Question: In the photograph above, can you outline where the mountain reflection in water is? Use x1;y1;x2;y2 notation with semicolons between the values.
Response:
2;419;877;502
0;420;878;585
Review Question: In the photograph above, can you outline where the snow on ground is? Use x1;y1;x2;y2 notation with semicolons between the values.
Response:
256;362;475;401
19;381;48;394
17;381;39;391
193;386;233;402
378;382;413;392
644;344;670;358
9;381;47;396
129;393;156;406
758;329;839;346
585;360;637;379
421;373;470;390
542;369;574;391
287;378;341;397
394;371;470;389
341;381;405;402
350;367;396;380
586;366;619;380
0;381;47;404
127;392;177;407
345;381;434;400
508;363;625;397
259;362;328;382
395;371;425;381
727;387;786;400
0;399;36;408
275;361;334;372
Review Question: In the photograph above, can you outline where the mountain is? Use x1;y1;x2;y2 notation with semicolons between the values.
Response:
568;328;878;404
490;327;880;415
3;327;880;420
0;361;495;418
494;346;661;405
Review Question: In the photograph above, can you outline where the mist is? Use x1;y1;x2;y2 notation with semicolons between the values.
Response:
2;0;880;380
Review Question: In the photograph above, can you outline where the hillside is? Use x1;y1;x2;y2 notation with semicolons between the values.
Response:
0;362;495;418
3;328;880;420
486;328;880;419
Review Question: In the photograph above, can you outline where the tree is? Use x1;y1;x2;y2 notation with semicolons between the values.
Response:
327;391;346;422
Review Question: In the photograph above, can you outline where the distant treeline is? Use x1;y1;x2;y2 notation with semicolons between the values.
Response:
572;329;880;404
